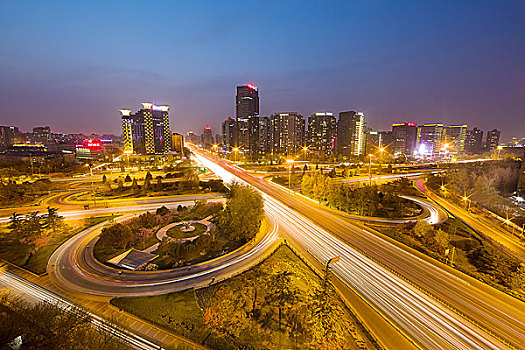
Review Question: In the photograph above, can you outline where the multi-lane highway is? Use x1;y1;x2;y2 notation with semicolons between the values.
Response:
191;147;525;350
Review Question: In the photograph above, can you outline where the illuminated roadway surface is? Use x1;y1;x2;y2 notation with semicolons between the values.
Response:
415;179;525;262
191;148;525;350
0;269;162;350
47;207;279;297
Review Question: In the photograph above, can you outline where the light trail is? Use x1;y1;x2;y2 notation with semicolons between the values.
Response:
0;270;163;350
191;148;513;350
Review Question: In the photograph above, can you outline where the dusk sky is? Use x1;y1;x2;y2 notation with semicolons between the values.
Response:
1;1;524;140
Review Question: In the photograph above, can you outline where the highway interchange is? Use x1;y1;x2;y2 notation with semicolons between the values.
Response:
1;150;524;349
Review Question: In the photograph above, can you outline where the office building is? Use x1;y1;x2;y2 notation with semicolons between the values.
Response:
259;116;271;154
337;111;366;157
221;116;237;151
465;127;484;153
0;126;22;151
308;112;337;157
120;103;172;155
75;139;105;161
270;112;305;155
202;126;213;149
366;130;393;155
236;84;259;153
392;123;417;157
443;124;467;154
172;133;184;154
485;129;501;150
416;123;444;157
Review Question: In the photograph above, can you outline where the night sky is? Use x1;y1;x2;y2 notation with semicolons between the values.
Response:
1;1;524;140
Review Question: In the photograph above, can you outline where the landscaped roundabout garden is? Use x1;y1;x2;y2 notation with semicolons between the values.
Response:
93;182;264;270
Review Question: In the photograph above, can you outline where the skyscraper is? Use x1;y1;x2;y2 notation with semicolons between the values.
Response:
221;116;237;151
337;111;366;157
236;84;259;153
270;112;305;155
308;112;336;157
203;126;213;149
392;123;417;157
416;123;443;157
465;127;484;153
0;126;22;151
443;124;468;154
485;129;501;150
120;102;171;155
259;116;271;154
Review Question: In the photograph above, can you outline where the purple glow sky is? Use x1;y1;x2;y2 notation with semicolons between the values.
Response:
0;1;524;140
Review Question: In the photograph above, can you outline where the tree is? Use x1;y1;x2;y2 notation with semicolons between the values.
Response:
217;182;264;243
98;223;133;250
8;212;22;234
265;270;297;330
46;206;63;233
124;174;132;182
145;172;153;181
101;174;106;183
434;229;449;254
156;176;163;190
413;220;433;238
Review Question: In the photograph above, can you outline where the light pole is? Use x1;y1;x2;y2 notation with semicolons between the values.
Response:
212;144;218;158
286;159;295;190
462;192;471;212
89;164;97;208
302;146;308;161
124;150;132;170
368;154;373;186
497;145;503;160
233;147;239;163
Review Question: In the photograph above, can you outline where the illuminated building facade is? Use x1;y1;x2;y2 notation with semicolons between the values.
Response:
485;129;501;150
236;85;259;154
0;126;23;151
416;123;443;157
465;127;484;153
221;116;237;151
337;111;366;157
443;124;467;154
203;126;213;149
392;123;417;157
172;133;184;154
308;112;336;156
120;103;171;155
270;112;305;155
75;139;105;161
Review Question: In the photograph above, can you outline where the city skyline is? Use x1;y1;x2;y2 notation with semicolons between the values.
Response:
1;1;524;138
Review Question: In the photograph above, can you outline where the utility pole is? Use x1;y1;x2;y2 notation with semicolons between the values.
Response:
89;164;97;208
368;154;373;186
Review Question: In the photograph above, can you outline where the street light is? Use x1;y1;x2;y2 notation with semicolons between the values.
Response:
232;147;239;163
88;164;97;208
123;150;132;170
286;159;295;190
212;144;218;157
368;154;373;186
302;146;308;161
497;145;503;160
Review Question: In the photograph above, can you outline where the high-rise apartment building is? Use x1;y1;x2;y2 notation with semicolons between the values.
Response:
337;111;366;157
236;84;259;153
221;116;237;151
308;113;337;157
485;129;501;150
416;123;443;157
120;103;172;155
392;123;417;157
443;124;467;154
270;112;305;155
465;127;484;153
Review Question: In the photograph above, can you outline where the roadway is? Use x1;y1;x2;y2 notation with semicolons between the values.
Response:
191;147;525;350
47;208;279;297
415;179;525;262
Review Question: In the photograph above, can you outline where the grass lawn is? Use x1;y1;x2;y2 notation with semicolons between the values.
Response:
0;215;117;275
112;245;375;349
166;223;208;239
